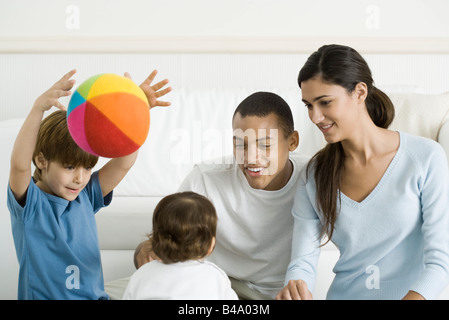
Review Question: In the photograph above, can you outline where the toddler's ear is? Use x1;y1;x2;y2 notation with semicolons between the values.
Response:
207;237;216;256
34;152;48;170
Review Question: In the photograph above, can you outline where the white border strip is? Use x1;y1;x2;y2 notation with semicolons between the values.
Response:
1;36;448;54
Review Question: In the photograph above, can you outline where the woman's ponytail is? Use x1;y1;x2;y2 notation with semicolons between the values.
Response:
365;86;395;129
299;44;395;243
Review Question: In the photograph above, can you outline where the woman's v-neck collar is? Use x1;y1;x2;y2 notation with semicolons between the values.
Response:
339;131;404;209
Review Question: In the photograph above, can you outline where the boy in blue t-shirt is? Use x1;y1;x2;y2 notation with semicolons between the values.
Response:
7;69;171;299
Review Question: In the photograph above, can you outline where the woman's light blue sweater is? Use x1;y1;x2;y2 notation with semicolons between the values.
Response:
286;132;449;299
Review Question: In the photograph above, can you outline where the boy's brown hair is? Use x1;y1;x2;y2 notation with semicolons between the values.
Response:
151;192;217;264
32;110;99;181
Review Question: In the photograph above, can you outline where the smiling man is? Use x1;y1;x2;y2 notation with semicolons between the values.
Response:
178;92;308;299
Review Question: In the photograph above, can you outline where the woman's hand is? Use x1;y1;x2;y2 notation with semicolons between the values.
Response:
275;279;313;300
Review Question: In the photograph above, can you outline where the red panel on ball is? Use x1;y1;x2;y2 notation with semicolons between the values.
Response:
84;102;140;158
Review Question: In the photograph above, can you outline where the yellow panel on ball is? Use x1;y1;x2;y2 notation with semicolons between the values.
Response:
67;73;150;158
87;74;148;104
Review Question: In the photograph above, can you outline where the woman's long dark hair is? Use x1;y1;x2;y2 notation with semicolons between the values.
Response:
299;44;395;243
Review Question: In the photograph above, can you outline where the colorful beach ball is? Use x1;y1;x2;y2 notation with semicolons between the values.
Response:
67;73;150;158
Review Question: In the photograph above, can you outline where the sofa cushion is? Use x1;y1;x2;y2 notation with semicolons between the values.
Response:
389;92;449;141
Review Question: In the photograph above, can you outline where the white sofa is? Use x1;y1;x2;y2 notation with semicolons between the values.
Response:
1;88;449;300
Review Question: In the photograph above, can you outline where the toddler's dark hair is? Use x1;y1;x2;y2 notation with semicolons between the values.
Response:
151;192;217;264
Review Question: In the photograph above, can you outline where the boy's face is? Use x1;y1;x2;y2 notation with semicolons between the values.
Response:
232;112;298;191
35;158;92;201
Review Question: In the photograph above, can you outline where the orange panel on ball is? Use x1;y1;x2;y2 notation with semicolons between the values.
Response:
87;92;150;145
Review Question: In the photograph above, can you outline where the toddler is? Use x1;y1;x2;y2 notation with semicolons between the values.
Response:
122;191;238;300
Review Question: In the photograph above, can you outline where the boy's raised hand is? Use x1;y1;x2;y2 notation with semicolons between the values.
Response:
10;69;76;204
124;70;171;109
33;69;76;112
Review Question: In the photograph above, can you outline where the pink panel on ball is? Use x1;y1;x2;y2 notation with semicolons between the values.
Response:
67;102;98;156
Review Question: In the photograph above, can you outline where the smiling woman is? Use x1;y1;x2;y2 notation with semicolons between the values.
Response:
299;44;396;236
278;44;449;301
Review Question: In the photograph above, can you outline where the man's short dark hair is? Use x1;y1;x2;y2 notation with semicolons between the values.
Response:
232;92;294;138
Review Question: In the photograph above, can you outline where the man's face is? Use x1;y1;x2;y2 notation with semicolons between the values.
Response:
232;112;298;191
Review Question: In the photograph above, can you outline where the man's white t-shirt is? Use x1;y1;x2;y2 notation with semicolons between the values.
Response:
178;152;309;298
122;260;238;300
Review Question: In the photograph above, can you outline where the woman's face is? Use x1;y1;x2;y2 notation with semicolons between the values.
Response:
300;76;366;144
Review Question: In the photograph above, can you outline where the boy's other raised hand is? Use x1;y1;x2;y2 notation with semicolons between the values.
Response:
33;69;76;112
124;70;172;109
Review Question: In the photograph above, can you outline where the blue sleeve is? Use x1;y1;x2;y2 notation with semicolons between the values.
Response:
83;170;113;214
7;177;39;223
285;167;322;292
409;143;449;299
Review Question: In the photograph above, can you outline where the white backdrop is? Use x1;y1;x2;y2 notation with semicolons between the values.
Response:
1;52;449;121
1;0;448;38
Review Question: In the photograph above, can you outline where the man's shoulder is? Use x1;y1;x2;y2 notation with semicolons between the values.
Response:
193;155;237;175
178;155;240;193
